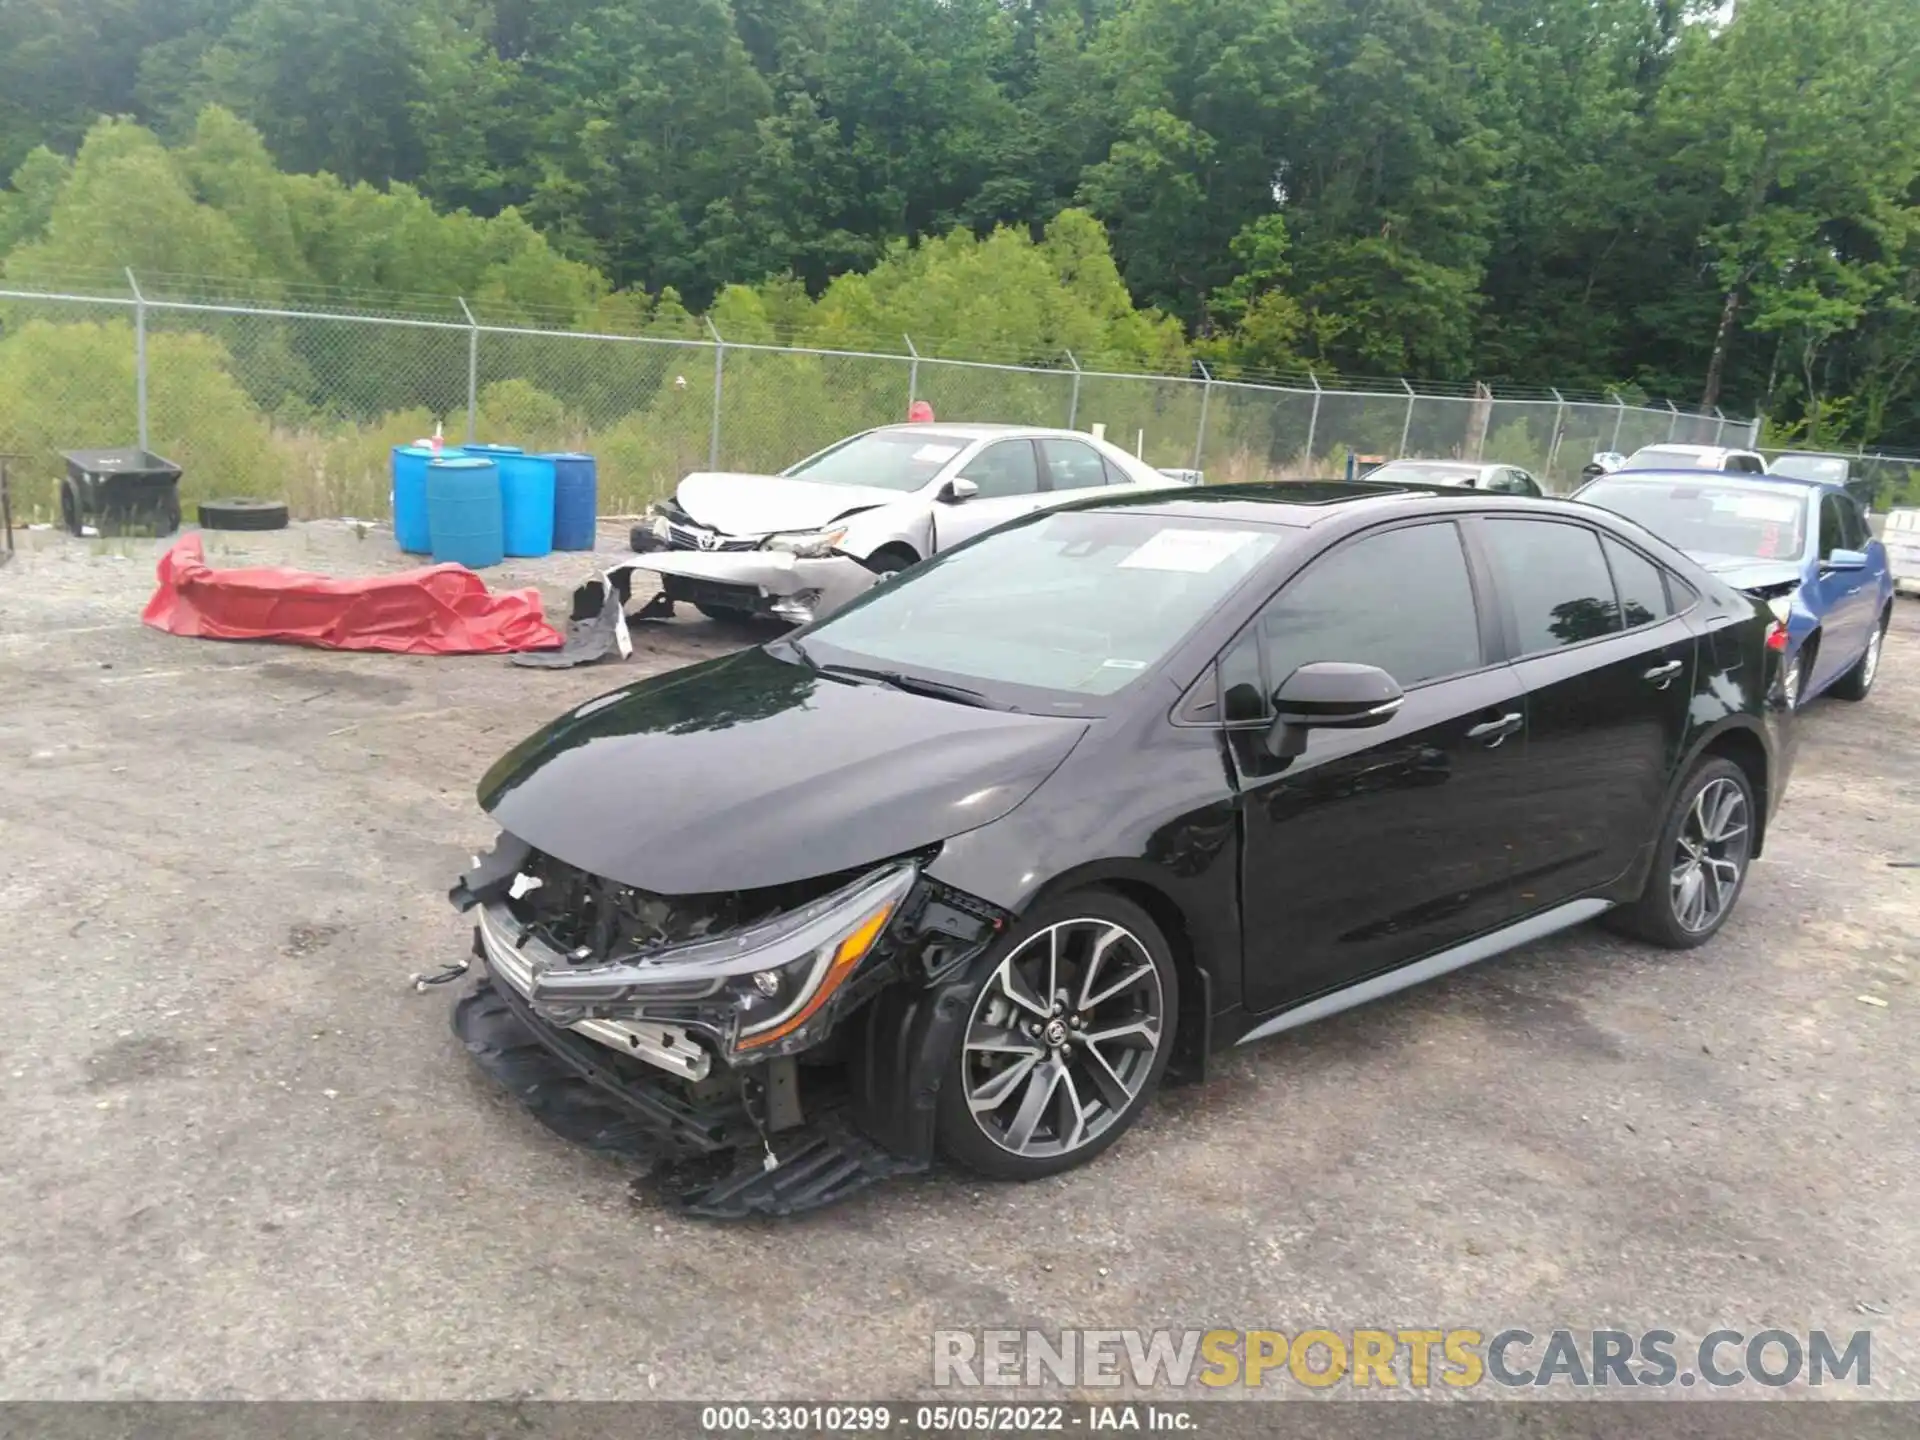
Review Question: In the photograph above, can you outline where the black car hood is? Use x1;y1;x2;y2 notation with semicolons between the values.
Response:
478;647;1088;894
1698;556;1804;595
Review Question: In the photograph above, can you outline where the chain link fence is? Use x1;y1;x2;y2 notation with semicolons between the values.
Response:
0;274;1769;522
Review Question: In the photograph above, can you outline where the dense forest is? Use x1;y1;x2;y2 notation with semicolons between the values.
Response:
0;0;1917;450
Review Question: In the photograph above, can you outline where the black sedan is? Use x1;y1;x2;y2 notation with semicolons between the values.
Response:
449;481;1794;1214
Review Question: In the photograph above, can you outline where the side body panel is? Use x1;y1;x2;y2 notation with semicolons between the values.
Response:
1502;618;1697;904
1231;665;1531;1014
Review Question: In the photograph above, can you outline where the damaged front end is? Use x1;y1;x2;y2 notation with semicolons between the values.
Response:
448;832;1008;1216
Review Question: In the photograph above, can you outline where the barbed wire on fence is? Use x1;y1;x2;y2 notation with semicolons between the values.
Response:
0;270;1814;524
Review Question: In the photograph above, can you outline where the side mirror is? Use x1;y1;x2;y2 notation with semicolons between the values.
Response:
1823;547;1868;572
1264;662;1404;758
940;477;979;504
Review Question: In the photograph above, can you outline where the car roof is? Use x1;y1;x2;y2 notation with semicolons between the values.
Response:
1629;442;1746;457
1374;459;1484;472
1588;468;1823;495
1063;478;1593;529
867;422;1092;442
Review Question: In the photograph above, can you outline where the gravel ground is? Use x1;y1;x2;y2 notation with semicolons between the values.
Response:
1;521;1916;1402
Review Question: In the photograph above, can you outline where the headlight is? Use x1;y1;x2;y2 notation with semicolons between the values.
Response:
646;509;671;542
762;526;848;558
528;864;917;1058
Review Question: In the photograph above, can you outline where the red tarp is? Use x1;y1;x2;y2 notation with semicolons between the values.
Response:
142;533;564;655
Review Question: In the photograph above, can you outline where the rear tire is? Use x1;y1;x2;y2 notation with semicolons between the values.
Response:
1611;757;1756;950
1828;610;1888;701
935;889;1176;1181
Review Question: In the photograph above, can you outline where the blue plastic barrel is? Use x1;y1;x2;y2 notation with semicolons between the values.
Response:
547;453;597;551
497;452;557;557
464;443;524;459
392;444;467;553
426;458;504;568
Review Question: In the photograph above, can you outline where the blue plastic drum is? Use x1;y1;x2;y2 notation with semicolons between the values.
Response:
392;444;466;554
547;453;597;551
497;452;557;557
426;458;504;569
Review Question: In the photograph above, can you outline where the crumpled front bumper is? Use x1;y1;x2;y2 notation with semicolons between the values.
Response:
623;538;878;623
447;836;1012;1216
453;975;930;1216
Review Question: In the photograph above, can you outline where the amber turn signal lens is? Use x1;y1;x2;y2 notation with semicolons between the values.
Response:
735;903;895;1051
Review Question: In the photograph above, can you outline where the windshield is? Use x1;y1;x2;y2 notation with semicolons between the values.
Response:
780;429;974;491
797;509;1287;709
1624;446;1722;471
1580;479;1807;563
1768;454;1849;483
1370;461;1479;487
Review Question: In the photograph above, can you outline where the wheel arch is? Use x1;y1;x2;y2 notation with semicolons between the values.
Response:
863;541;921;574
837;506;927;563
1024;863;1218;1082
1797;624;1822;682
1690;721;1772;858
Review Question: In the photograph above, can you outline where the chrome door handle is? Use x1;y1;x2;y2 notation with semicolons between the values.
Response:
1466;712;1522;747
1643;659;1683;688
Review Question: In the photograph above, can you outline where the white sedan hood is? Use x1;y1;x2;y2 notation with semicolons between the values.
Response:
675;472;906;537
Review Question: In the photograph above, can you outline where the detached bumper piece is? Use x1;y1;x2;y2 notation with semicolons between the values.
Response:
454;977;926;1218
648;1113;928;1221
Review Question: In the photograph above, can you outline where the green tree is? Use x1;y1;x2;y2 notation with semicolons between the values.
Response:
1655;0;1920;412
1079;0;1307;321
4;118;262;282
190;0;483;187
520;0;773;297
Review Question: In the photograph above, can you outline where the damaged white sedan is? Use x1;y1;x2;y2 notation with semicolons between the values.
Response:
627;422;1188;625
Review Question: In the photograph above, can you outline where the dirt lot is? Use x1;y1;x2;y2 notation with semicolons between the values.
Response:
1;521;1916;1401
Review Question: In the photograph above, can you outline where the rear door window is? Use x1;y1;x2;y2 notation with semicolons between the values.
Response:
1038;438;1111;492
1482;519;1622;654
1603;536;1671;629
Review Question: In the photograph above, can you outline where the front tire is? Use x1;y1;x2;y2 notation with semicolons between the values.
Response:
1612;757;1756;949
1829;610;1888;701
865;544;918;577
935;889;1177;1181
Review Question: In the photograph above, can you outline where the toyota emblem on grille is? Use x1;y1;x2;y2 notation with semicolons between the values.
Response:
697;531;719;550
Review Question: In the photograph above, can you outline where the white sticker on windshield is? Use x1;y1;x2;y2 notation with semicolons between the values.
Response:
1118;528;1255;573
911;444;961;463
1101;658;1148;670
1730;495;1801;522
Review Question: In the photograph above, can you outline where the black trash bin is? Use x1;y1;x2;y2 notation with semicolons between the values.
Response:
59;449;184;536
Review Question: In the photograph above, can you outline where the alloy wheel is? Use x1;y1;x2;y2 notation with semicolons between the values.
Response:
961;919;1164;1159
1782;654;1803;709
1670;777;1751;934
1863;628;1882;690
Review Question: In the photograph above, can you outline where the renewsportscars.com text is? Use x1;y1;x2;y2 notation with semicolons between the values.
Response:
932;1327;1873;1391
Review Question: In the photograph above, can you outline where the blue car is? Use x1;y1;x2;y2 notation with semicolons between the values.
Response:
1574;469;1893;708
